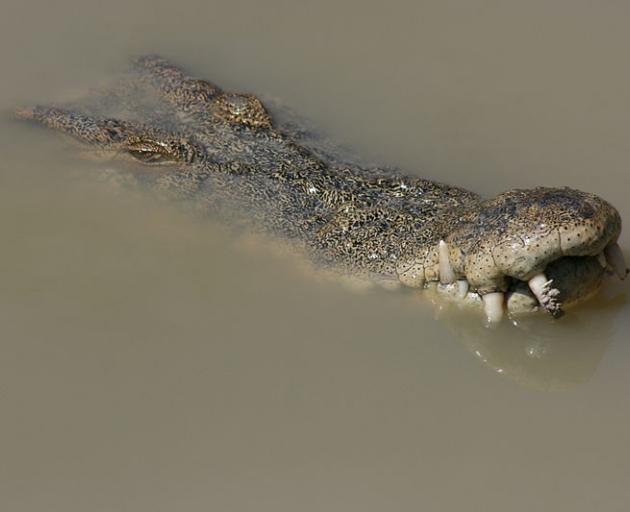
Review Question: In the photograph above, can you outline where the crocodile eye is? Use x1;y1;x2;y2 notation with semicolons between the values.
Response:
127;149;173;164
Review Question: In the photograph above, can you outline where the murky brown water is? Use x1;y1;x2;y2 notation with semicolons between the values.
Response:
2;1;630;510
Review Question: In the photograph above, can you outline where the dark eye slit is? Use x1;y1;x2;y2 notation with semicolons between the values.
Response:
127;149;170;163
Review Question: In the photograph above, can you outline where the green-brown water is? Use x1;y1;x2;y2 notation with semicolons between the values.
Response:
1;1;630;510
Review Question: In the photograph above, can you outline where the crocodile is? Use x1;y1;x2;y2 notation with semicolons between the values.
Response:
16;55;628;324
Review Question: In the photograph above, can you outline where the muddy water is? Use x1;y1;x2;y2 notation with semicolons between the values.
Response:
1;1;630;510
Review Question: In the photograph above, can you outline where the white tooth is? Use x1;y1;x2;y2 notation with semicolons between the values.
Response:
597;252;608;269
457;279;469;299
528;272;564;318
438;240;456;284
482;292;505;324
605;243;628;280
528;273;551;304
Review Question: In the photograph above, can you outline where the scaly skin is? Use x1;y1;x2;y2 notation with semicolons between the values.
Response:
15;56;628;323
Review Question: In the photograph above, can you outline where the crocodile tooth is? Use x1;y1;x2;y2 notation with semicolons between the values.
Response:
482;292;504;324
529;273;551;302
438;240;456;284
457;279;469;299
597;252;608;269
605;243;629;280
528;273;564;318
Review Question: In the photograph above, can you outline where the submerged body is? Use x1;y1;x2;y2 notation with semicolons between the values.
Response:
16;56;628;323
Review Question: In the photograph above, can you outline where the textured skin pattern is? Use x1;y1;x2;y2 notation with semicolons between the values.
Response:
16;56;623;303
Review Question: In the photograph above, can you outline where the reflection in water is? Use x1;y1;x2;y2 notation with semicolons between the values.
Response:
433;292;626;390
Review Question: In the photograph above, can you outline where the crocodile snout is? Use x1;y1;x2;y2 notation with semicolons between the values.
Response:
440;187;626;323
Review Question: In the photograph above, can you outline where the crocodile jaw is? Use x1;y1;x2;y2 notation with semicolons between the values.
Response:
432;251;625;319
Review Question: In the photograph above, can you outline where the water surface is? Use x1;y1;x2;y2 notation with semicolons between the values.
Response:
1;1;630;510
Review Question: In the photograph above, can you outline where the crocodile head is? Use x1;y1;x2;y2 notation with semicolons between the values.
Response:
438;187;627;323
